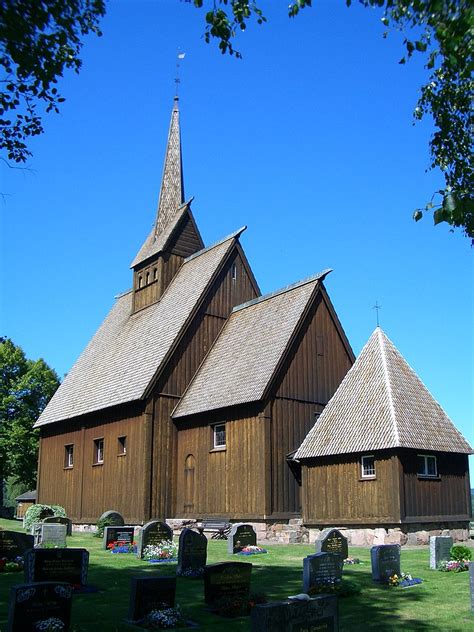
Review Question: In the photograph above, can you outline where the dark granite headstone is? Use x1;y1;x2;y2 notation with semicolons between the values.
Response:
315;529;348;560
0;530;34;560
103;525;135;550
303;553;344;593
204;562;252;605
136;520;173;558
99;510;124;526
7;582;73;632
33;524;67;548
177;528;207;575
371;545;401;583
251;595;338;632
128;576;176;621
429;536;453;570
227;523;257;554
43;516;73;536
24;548;89;586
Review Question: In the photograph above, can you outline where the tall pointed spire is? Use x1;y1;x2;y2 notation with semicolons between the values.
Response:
155;96;184;236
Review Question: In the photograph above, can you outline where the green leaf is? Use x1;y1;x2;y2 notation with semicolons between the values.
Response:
413;210;423;222
433;208;448;225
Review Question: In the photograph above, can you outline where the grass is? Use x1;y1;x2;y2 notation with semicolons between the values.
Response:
0;518;473;631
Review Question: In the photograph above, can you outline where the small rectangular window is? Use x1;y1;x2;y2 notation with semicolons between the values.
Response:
94;438;104;465
213;423;226;449
118;436;127;455
231;263;237;282
361;455;376;478
417;454;437;477
64;444;74;468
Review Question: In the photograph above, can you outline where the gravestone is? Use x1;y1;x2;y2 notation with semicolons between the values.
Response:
177;528;207;576
204;561;252;605
33;523;67;548
251;595;338;632
128;576;176;622
7;582;73;632
24;548;89;586
303;552;344;593
99;510;124;526
43;516;73;536
315;528;348;560
429;536;453;570
0;530;34;560
104;525;135;550
227;523;257;554
136;520;173;558
371;545;401;583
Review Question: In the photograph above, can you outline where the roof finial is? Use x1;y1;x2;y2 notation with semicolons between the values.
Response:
175;50;185;98
373;300;382;327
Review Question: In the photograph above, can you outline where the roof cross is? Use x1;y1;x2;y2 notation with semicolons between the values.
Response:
373;301;382;327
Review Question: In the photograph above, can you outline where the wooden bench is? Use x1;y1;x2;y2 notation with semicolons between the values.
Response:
201;519;231;539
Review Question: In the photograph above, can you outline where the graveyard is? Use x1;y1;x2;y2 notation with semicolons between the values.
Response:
0;518;472;631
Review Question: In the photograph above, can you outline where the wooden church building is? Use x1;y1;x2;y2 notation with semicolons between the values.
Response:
35;97;354;525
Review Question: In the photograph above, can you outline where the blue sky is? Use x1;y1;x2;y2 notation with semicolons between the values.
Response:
1;1;472;475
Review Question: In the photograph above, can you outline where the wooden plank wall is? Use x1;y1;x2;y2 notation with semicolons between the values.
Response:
400;451;471;521
38;403;146;523
167;213;203;257
301;452;401;524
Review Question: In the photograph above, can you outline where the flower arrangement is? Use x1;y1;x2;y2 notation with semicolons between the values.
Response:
343;557;361;565
107;540;137;554
307;578;361;598
141;606;183;629
0;556;24;572
438;560;469;573
143;541;178;562
237;545;267;556
34;617;65;631
388;572;423;587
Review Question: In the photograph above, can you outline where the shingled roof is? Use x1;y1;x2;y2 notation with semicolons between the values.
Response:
173;270;332;418
35;231;243;427
295;327;472;459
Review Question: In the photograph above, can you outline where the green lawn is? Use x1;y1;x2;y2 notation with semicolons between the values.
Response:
0;518;472;631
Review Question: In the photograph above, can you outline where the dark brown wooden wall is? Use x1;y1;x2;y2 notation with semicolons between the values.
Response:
38;403;146;523
399;451;471;521
168;213;203;258
270;292;353;516
301;452;401;525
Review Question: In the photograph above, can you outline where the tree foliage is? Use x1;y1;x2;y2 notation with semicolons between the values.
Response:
0;337;60;490
191;1;473;238
0;0;106;164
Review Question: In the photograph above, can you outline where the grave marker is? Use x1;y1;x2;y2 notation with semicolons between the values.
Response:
177;528;207;576
128;576;176;622
103;525;135;550
136;520;173;558
7;582;73;632
315;528;348;560
43;516;73;536
204;561;252;605
429;536;453;570
227;523;257;554
24;548;89;586
33;523;67;548
303;552;344;593
251;595;338;632
0;530;34;560
371;545;401;583
99;510;124;526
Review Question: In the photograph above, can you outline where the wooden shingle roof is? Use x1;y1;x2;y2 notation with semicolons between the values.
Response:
35;232;242;427
295;327;472;459
173;270;331;418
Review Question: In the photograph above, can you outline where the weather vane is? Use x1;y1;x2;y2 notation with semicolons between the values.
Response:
175;50;186;96
373;301;382;327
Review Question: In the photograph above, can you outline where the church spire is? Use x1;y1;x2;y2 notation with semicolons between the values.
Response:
155;96;184;236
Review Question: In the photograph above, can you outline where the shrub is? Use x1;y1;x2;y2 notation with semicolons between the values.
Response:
24;504;66;532
450;545;471;562
94;516;113;538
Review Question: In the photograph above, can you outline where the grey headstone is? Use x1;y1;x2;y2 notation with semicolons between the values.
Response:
43;516;73;536
227;523;257;554
99;510;124;526
24;548;89;586
371;545;401;583
0;530;34;560
177;528;207;575
103;525;135;550
204;561;252;605
429;536;453;569
128;576;176;621
303;552;344;593
251;595;339;632
33;524;67;548
136;520;173;558
7;582;73;632
315;528;348;560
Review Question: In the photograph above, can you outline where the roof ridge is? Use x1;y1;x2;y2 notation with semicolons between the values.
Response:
184;226;247;263
232;269;332;313
377;328;400;444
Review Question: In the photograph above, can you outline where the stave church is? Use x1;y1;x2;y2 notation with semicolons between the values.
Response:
35;98;471;542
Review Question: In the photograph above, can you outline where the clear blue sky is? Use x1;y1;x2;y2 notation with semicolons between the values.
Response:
1;1;472;476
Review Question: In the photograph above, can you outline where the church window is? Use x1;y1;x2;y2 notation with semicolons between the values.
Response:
361;455;375;478
94;438;104;465
417;454;437;477
153;268;157;280
138;275;143;289
118;436;127;455
212;423;226;449
64;444;74;468
146;272;150;285
231;263;237;282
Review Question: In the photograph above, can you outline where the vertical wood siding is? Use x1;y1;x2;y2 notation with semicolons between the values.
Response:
168;214;203;258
